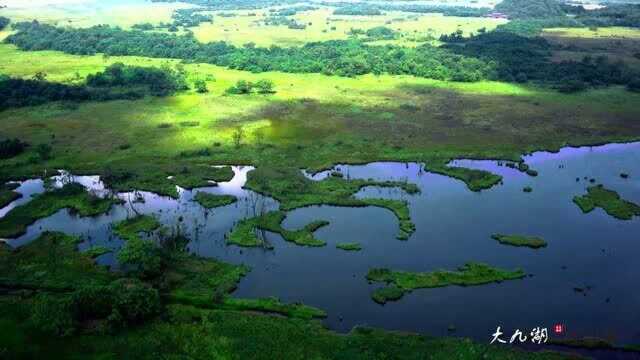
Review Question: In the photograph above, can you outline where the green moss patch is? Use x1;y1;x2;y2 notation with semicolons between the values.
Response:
491;234;547;249
227;211;328;248
0;183;119;239
193;192;237;209
573;185;640;220
336;242;362;251
367;263;526;304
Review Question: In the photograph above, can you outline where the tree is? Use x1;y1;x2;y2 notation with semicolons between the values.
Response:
226;80;252;94
32;71;48;82
232;127;245;148
254;79;275;94
194;79;208;93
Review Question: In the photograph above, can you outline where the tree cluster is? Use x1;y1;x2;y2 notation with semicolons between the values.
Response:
86;62;188;96
6;21;638;90
0;63;188;110
0;16;9;31
225;79;275;94
0;138;28;159
495;0;566;19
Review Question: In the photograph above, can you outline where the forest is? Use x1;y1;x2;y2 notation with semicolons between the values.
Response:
6;21;638;90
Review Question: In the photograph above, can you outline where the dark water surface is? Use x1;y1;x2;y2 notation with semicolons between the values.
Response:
2;143;640;353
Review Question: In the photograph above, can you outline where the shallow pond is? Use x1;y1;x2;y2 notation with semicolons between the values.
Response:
2;143;640;349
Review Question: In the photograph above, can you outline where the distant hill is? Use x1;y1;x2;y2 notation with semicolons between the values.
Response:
495;0;566;18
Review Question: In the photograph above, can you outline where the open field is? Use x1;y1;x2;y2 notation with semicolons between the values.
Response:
543;27;640;70
192;7;506;47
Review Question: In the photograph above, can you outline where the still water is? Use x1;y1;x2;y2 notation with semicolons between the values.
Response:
2;143;639;349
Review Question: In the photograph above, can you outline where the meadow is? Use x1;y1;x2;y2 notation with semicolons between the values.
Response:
191;7;507;47
2;0;640;358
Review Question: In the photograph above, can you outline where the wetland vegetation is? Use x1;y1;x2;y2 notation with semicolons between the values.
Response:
491;234;548;249
367;263;526;304
1;0;640;358
573;184;640;220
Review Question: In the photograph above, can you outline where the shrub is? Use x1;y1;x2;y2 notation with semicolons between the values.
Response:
254;79;275;94
0;138;28;159
31;294;75;336
225;80;253;94
194;79;208;93
109;278;160;324
36;143;52;161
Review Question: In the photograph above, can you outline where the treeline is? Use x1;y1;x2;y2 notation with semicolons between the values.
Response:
0;63;187;110
86;62;188;95
6;21;639;89
0;16;9;31
328;2;489;17
5;21;494;80
495;0;640;31
573;4;640;28
495;0;565;19
151;0;299;11
170;8;213;28
263;15;307;29
442;31;635;89
270;5;317;17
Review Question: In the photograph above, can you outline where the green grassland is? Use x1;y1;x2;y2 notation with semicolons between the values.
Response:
1;42;639;195
191;7;506;47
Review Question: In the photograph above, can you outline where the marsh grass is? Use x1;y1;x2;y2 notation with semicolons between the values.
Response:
193;192;237;209
227;211;329;248
336;242;362;251
367;263;526;303
491;234;547;249
0;183;118;238
573;185;640;220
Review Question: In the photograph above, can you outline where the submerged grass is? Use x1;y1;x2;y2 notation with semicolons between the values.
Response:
193;192;237;209
367;263;526;304
573;185;640;220
491;234;548;249
0;183;118;239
